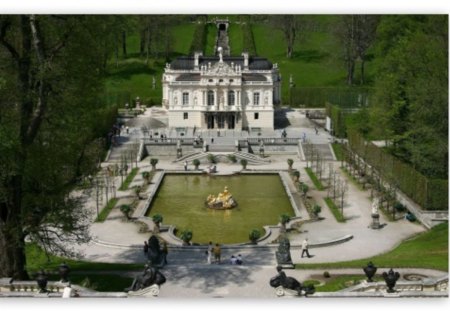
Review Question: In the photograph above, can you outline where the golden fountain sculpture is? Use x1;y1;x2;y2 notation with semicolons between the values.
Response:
206;186;238;210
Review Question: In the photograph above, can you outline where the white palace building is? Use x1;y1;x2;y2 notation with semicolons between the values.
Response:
162;48;281;131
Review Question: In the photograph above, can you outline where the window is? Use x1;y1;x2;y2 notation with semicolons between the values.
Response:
182;92;189;105
254;113;259;120
183;112;188;120
253;92;260;105
208;79;213;83
207;90;215;106
228;91;235;105
219;79;223;83
229;79;234;83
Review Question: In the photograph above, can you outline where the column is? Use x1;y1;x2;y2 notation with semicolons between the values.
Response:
224;89;228;107
214;89;218;109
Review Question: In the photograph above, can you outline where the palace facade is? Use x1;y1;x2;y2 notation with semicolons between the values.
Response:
162;50;281;131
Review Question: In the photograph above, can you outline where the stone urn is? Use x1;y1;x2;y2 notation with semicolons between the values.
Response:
363;261;377;282
59;262;70;283
36;270;48;293
382;268;400;293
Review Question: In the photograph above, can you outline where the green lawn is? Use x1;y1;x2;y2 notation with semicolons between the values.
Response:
296;222;448;271
171;23;197;55
305;167;325;190
25;243;143;274
205;23;217;56
119;167;139;191
47;272;134;292
324;197;346;222
331;143;344;161
305;274;384;292
228;23;244;56
251;19;376;104
96;198;119;222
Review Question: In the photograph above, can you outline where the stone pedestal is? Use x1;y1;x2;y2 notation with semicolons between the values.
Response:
371;213;380;229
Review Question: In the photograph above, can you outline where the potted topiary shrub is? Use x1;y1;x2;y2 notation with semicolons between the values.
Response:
180;229;193;245
292;170;300;183
120;204;132;220
192;159;200;170
142;171;151;185
287;158;294;170
240;159;248;170
150;158;158;170
279;214;291;233
312;204;322;218
207;154;217;164
249;229;261;244
227;154;237;163
133;185;143;199
300;183;309;198
152;214;163;233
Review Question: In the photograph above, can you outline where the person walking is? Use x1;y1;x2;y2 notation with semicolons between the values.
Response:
161;241;168;264
143;241;149;258
184;161;188;171
236;254;243;265
213;243;221;264
206;241;213;264
301;238;311;258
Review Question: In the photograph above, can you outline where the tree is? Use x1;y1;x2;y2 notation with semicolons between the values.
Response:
0;15;113;279
269;15;314;58
370;15;448;179
334;15;379;85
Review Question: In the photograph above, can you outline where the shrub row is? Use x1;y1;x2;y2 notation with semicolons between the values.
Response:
347;131;448;210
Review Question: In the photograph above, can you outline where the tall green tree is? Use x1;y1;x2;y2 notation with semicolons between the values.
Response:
0;15;112;279
370;15;448;178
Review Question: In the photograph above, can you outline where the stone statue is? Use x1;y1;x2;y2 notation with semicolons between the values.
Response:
205;186;237;210
125;264;166;292
275;236;293;265
269;266;315;296
372;198;379;215
147;235;166;267
218;47;223;63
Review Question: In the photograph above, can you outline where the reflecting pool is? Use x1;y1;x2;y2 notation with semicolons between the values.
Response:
147;174;293;244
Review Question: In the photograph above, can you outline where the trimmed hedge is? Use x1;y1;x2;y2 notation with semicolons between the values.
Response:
347;131;448;211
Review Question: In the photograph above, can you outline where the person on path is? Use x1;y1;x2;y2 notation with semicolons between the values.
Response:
230;255;238;265
184;161;188;171
301;238;311;258
143;241;149;258
236;254;243;265
213;243;221;264
206;241;213;264
162;241;168;264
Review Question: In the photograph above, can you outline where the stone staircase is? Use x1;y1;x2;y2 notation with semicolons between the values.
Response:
216;29;230;56
301;143;336;162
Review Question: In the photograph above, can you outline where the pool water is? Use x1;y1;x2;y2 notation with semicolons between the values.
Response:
147;174;294;244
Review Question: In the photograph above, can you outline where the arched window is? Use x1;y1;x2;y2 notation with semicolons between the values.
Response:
207;90;215;106
228;91;235;105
